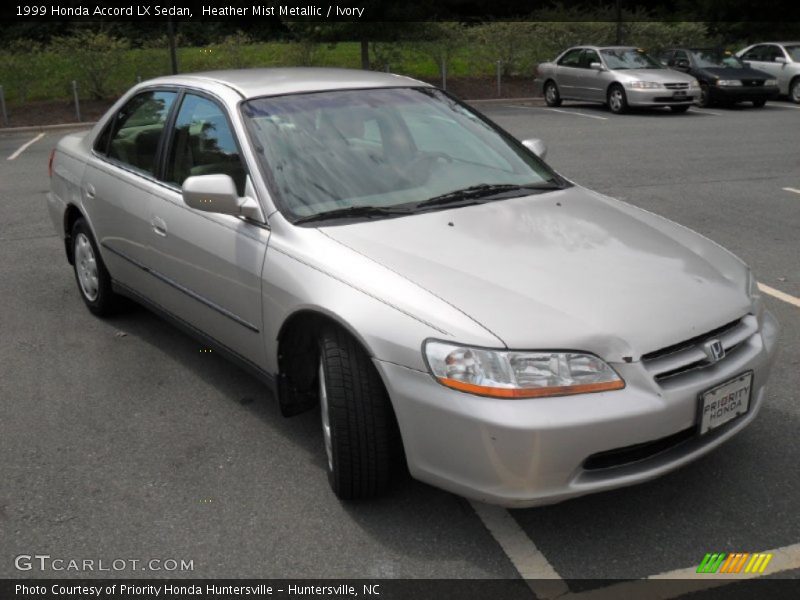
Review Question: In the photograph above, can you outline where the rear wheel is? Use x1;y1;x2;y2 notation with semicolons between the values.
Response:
607;84;628;114
752;98;767;108
670;105;691;113
544;80;562;107
318;326;402;500
71;219;121;316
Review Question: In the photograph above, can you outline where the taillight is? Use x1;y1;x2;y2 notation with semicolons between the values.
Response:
48;148;56;178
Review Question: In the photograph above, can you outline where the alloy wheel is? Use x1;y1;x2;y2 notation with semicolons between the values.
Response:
74;232;99;301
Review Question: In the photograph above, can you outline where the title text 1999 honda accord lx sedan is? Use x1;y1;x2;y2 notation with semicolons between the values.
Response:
48;68;778;507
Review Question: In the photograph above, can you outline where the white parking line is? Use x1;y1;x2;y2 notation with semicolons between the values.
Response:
783;187;800;195
759;283;800;308
547;108;608;120
767;103;800;110
6;132;45;160
470;501;569;600
690;108;723;116
566;542;800;600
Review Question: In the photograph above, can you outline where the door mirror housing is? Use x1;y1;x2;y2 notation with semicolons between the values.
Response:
589;61;604;71
522;138;547;160
675;59;690;70
774;56;788;64
182;174;263;221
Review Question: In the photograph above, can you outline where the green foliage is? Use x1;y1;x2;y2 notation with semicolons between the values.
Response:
53;31;130;99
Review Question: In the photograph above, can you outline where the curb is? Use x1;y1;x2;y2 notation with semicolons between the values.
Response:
0;96;546;134
466;97;544;105
0;122;95;135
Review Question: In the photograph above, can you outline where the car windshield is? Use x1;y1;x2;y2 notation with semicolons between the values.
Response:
785;45;800;61
600;49;663;70
241;87;563;222
690;50;744;68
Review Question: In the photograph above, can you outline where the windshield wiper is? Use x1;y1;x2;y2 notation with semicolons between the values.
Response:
293;205;412;225
413;183;560;210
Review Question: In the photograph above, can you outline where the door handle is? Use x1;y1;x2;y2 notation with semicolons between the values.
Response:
151;216;167;237
84;184;96;200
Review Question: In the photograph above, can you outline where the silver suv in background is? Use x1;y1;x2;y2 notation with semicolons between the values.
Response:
535;46;700;114
737;42;800;103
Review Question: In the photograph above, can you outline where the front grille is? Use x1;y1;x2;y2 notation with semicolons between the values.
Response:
742;80;764;87
583;427;696;470
664;82;690;90
642;315;757;383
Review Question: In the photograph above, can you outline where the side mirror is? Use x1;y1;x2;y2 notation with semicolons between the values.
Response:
589;61;604;71
182;174;262;221
675;59;690;70
774;56;788;64
522;138;547;160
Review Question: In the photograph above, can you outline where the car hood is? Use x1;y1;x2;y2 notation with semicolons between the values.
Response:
614;69;697;84
321;187;752;362
698;67;773;80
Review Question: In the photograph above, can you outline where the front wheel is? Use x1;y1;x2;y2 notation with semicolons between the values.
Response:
698;83;712;107
670;105;691;113
71;218;121;316
789;77;800;104
544;81;562;107
318;326;402;500
607;85;628;114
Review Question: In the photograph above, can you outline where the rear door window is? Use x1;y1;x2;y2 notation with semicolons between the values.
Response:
106;90;177;175
558;49;583;67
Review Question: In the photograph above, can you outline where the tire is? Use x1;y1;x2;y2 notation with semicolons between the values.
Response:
71;218;120;316
698;83;712;108
790;77;800;104
607;84;628;114
752;98;767;108
318;325;402;500
670;105;691;113
543;80;562;107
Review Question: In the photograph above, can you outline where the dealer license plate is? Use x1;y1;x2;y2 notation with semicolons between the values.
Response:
699;372;752;435
673;90;687;97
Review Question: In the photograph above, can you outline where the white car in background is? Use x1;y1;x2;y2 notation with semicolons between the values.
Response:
737;42;800;103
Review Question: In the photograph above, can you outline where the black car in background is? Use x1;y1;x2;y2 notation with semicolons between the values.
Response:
659;48;779;108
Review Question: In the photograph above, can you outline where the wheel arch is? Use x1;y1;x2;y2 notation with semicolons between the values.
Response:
275;307;389;416
63;203;85;265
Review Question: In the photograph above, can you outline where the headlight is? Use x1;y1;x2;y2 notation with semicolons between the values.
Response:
765;79;778;86
628;81;663;89
689;80;700;89
717;80;743;87
423;341;625;399
746;270;760;300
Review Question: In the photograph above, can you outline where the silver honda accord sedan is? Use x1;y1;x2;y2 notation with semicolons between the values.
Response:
47;68;778;507
536;46;700;113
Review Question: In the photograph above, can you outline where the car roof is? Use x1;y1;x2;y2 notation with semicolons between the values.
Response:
146;68;430;99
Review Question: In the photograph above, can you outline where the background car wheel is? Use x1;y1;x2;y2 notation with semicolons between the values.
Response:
752;98;767;108
790;77;800;104
318;325;402;500
544;81;562;107
698;83;712;107
607;84;628;114
670;105;691;113
71;219;120;316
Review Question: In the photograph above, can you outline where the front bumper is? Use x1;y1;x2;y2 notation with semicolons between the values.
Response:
377;310;778;507
709;85;780;102
626;87;697;106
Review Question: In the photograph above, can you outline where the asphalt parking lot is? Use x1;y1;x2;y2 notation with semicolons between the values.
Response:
1;99;799;596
